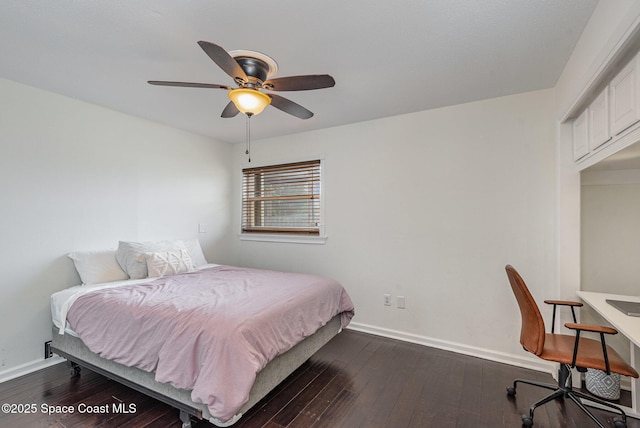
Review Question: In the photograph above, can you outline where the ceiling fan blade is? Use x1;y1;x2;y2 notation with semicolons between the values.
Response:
269;94;313;119
148;80;231;90
197;41;248;83
263;74;335;91
221;101;240;118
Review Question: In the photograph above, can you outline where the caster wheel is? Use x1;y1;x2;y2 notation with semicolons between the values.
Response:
613;419;627;428
506;387;516;396
522;416;533;427
66;361;81;377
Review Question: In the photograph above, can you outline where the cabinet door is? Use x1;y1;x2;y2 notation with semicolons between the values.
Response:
573;108;589;161
610;54;640;135
588;87;611;150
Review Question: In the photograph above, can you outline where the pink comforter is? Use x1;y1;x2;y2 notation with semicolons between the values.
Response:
66;265;354;422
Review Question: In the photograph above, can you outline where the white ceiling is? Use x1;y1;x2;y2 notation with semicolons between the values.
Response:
0;0;598;144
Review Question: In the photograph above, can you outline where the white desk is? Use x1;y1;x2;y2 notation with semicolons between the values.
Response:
577;291;640;417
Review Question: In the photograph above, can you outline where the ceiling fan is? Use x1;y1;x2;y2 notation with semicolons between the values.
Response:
148;41;335;120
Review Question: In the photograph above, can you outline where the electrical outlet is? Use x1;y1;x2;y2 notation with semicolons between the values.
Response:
44;341;53;359
397;296;406;309
384;294;391;306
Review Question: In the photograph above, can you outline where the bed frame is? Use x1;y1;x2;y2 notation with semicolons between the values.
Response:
51;315;342;427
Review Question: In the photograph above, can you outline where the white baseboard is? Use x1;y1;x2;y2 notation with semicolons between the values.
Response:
0;356;65;384
346;322;556;376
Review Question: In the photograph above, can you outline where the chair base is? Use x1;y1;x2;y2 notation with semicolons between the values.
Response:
506;364;628;427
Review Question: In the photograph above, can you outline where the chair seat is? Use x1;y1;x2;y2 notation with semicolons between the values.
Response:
540;333;639;378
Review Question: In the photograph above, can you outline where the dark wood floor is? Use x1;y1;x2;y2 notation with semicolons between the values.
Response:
1;330;638;427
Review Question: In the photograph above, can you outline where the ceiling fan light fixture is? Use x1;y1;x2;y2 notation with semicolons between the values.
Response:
228;88;271;116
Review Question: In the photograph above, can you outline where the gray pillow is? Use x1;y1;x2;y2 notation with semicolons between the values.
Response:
116;240;187;279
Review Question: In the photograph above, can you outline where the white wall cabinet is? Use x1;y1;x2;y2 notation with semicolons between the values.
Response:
588;87;611;151
573;51;640;165
610;54;640;136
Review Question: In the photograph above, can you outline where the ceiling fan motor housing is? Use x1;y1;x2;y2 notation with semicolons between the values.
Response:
236;57;269;82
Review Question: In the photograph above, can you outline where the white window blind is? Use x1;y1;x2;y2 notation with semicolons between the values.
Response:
242;160;321;235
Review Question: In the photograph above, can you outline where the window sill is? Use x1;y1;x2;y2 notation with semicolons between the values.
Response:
238;233;328;245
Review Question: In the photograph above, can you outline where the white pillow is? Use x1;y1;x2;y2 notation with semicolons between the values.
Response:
180;238;208;267
116;240;187;279
68;250;129;285
144;249;194;278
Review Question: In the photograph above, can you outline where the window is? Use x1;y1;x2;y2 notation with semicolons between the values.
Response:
242;160;322;236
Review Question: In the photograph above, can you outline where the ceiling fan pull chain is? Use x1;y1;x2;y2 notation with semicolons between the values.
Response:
246;113;252;163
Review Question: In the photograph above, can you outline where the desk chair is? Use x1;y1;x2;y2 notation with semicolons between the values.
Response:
505;265;639;428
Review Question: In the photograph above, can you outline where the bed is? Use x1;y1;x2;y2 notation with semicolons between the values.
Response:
50;240;354;427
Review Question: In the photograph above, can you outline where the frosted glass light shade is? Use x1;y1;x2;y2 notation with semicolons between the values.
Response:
228;88;271;116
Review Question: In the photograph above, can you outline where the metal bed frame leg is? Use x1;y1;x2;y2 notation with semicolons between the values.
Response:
66;360;81;377
179;409;192;428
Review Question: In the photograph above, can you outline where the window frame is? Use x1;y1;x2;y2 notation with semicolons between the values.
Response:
239;157;327;244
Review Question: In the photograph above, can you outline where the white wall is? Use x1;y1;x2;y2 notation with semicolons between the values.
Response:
581;169;640;296
0;77;234;378
232;89;556;364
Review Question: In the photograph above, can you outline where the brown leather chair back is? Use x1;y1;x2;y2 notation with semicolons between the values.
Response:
505;265;545;355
